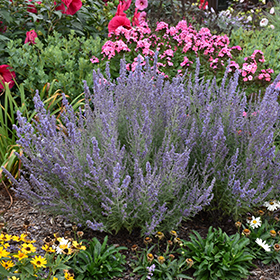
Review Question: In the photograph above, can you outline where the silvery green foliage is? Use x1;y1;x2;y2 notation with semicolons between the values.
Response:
3;58;214;235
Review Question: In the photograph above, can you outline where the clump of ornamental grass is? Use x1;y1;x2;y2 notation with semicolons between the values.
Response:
0;227;87;280
3;58;214;236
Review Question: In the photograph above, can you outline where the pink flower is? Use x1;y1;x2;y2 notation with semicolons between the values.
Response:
24;29;38;45
90;56;99;64
155;21;168;32
275;81;280;90
108;16;131;33
114;40;130;53
0;65;16;90
139;11;146;24
248;75;253;81
55;0;82;15
243;112;247;117
135;0;148;10
180;56;193;67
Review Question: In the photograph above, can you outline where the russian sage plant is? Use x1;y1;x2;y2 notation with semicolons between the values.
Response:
3;58;214;235
186;60;280;219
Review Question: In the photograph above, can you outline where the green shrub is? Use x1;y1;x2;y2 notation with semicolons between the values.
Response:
6;30;102;105
180;227;254;280
65;236;127;280
0;0;111;62
229;26;280;87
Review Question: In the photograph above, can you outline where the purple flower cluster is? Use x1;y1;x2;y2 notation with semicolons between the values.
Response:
3;58;280;233
186;60;280;218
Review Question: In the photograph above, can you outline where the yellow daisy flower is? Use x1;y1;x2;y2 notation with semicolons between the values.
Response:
8;277;20;280
21;243;37;254
0;234;12;242
0;246;10;258
64;271;75;280
19;233;28;242
30;256;47;268
14;251;28;261
1;260;14;269
12;235;20;242
42;244;55;253
3;243;10;249
72;241;86;250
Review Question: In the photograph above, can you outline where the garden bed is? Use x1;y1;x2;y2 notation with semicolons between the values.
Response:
1;183;280;280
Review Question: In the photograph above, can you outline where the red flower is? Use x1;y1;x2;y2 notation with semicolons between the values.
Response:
199;0;208;9
0;65;16;90
132;8;140;26
108;16;131;33
24;30;38;45
27;0;42;13
55;0;82;15
115;0;131;16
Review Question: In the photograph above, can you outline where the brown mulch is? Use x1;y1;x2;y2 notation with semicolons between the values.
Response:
1;183;280;279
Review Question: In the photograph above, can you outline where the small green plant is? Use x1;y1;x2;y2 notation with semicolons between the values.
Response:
238;199;280;264
65;236;127;280
131;231;193;280
180;226;254;280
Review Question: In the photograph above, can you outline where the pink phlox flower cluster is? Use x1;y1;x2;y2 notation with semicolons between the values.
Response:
175;20;189;31
113;26;131;40
258;69;273;81
101;40;116;59
275;81;280;90
217;47;232;59
169;27;178;36
180;56;193;67
242;62;257;74
228;61;240;72
251;50;265;63
137;22;151;34
198;27;212;36
231;45;242;52
90;56;99;64
136;38;152;55
209;57;219;69
155;21;169;32
164;49;174;57
101;39;130;59
114;40;131;53
203;47;215;56
211;34;230;48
